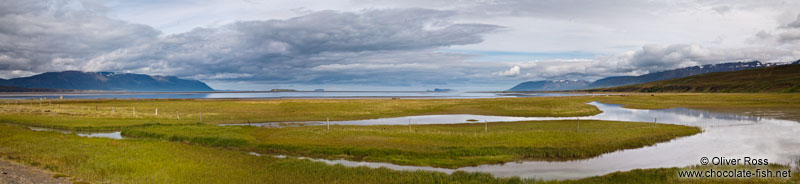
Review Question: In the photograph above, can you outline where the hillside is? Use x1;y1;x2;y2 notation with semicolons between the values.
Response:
0;71;214;92
587;61;776;88
585;64;800;93
507;61;779;91
508;80;590;91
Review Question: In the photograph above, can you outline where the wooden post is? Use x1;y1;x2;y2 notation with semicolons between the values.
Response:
484;120;488;133
577;117;580;131
247;120;251;126
133;107;136;116
155;108;158;116
408;119;411;133
327;117;330;130
95;105;98;111
654;117;657;128
176;111;180;120
112;107;115;113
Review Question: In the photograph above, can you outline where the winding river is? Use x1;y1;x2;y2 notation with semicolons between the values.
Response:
235;102;800;180
38;101;798;180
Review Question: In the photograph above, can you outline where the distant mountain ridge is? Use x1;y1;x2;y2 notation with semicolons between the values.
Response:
507;61;785;91
586;64;800;93
508;80;590;91
0;71;213;92
588;61;778;88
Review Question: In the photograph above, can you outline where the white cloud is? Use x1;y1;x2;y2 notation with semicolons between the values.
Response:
493;65;520;77
498;44;800;81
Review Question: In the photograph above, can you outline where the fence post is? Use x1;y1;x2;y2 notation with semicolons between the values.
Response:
654;117;657;128
327;117;330;130
577;117;580;131
155;108;158;116
176;111;180;120
408;119;411;133
484;120;488;133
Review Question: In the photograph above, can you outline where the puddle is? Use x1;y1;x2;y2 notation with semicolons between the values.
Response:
27;127;123;139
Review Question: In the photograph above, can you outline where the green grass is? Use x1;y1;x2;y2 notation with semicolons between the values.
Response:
3;93;798;130
549;165;798;184
1;124;793;183
0;123;526;184
1;94;798;183
122;120;701;168
586;64;800;93
0;97;600;130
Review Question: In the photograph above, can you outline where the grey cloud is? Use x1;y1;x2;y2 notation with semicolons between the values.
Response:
783;14;800;28
502;44;799;81
0;0;160;75
86;8;503;85
752;13;800;44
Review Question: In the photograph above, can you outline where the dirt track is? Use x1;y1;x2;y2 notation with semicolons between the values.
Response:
0;159;70;184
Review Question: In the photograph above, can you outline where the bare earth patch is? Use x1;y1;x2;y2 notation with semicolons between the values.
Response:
0;159;70;184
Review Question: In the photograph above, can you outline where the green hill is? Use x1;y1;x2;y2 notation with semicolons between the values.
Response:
585;64;800;93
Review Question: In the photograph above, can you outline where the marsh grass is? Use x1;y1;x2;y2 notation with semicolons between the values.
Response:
0;124;529;183
3;94;798;130
0;97;600;130
0;124;792;183
550;165;799;184
123;120;701;168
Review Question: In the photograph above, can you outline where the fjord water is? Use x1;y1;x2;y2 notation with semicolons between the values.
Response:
239;102;800;180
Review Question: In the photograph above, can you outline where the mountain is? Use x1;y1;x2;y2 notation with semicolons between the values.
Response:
587;61;776;88
585;64;800;93
508;80;590;91
0;71;214;92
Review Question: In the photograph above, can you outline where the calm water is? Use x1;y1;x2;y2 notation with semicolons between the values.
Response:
0;91;588;99
237;102;800;180
27;127;123;139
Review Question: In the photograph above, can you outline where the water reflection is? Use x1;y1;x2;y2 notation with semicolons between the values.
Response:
239;102;800;180
27;127;123;139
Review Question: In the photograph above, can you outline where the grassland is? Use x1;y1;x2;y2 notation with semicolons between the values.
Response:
3;93;797;130
556;165;798;184
0;97;600;130
0;124;523;183
121;120;701;168
1;93;799;183
585;64;800;93
1;124;794;183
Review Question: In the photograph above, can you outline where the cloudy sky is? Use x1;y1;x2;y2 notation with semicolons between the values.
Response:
1;0;799;91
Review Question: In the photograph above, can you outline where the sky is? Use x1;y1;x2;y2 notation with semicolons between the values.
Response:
1;0;799;91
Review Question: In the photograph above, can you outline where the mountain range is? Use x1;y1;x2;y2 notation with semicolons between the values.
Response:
586;64;800;93
0;71;213;92
508;61;787;91
508;80;590;91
